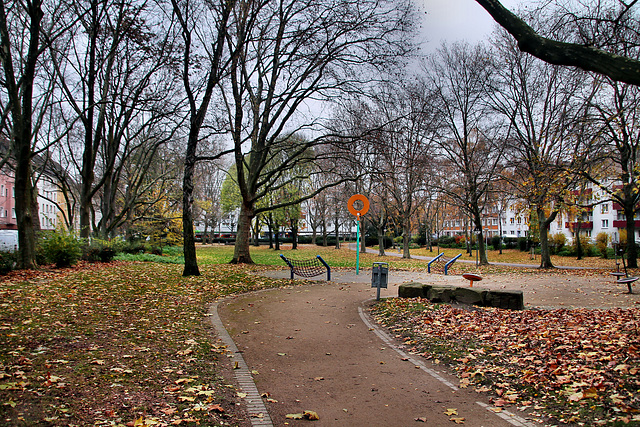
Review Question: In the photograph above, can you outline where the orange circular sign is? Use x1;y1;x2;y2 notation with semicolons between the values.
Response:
348;194;369;217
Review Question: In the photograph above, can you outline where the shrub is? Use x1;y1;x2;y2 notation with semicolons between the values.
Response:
0;251;17;274
123;241;146;254
490;235;501;250
365;235;392;249
84;238;126;262
436;236;456;248
549;233;567;255
454;235;466;247
518;237;528;252
573;235;595;257
595;232;610;259
39;229;84;268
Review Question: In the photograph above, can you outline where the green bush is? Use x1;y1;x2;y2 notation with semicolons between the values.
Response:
549;233;567;255
491;235;501;250
503;237;518;249
573;235;595;257
0;251;17;274
39;229;84;268
84;238;126;262
436;236;457;248
122;241;146;254
595;232;610;259
518;237;528;252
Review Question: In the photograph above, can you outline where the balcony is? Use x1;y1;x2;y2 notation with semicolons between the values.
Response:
613;220;640;228
566;222;593;229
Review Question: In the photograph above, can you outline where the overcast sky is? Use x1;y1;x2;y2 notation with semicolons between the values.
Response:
415;0;524;51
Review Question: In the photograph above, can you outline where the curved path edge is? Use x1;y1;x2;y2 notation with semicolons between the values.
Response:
210;288;538;427
209;300;274;427
357;301;535;427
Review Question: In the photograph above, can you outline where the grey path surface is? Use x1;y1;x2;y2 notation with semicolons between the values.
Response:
215;277;539;426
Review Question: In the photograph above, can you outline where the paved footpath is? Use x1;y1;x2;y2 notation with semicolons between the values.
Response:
212;271;538;427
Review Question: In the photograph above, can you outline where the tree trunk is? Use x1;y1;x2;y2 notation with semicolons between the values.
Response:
322;219;327;246
377;210;386;256
498;212;503;254
537;206;556;268
15;148;38;269
625;204;637;268
575;219;583;260
472;213;489;265
252;217;260;246
291;221;298;249
182;145;200;276
311;227;317;245
274;225;280;251
402;218;411;259
231;202;255;264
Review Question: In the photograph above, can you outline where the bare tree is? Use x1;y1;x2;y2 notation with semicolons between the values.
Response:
578;76;640;267
427;42;506;266
169;0;254;276
223;0;416;264
474;0;640;85
487;29;593;268
0;0;70;268
357;82;437;259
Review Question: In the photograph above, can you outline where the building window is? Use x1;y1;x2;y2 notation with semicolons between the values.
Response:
12;208;16;218
517;217;521;224
602;219;609;228
510;218;514;224
601;203;609;214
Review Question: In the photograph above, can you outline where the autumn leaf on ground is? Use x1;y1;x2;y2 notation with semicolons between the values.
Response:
286;413;304;420
450;417;465;424
444;408;458;416
303;410;320;420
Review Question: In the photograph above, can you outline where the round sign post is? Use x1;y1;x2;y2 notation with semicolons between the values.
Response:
347;195;370;275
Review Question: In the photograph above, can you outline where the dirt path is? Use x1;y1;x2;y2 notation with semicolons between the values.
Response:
214;271;547;426
213;269;639;426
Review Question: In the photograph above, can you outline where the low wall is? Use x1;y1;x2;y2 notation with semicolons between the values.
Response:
398;282;524;310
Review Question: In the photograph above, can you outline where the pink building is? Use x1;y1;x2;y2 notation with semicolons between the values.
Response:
0;167;16;230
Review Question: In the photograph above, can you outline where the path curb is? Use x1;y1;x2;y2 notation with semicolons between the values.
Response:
209;301;274;427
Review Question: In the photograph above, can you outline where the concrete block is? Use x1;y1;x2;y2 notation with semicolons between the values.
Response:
398;282;427;298
485;290;524;310
454;287;487;305
427;285;455;303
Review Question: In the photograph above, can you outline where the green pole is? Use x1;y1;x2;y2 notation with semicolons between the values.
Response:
356;216;360;275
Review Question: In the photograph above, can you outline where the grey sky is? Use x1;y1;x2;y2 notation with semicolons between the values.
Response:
415;0;523;51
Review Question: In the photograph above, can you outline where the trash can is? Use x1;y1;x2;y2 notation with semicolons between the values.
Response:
371;262;388;301
371;262;389;289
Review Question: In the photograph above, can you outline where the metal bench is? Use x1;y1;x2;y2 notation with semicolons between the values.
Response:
279;254;331;281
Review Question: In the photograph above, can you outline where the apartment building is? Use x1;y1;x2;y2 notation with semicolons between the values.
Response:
440;183;637;245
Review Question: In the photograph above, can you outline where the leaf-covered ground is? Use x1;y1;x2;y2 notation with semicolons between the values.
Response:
1;244;638;426
0;261;291;426
371;298;640;426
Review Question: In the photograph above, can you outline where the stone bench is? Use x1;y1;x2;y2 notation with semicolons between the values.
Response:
398;282;524;310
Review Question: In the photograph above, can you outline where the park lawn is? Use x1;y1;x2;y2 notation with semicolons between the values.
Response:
0;260;294;426
411;247;621;269
0;244;635;426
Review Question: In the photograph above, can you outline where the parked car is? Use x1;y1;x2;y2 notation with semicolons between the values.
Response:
0;230;18;252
